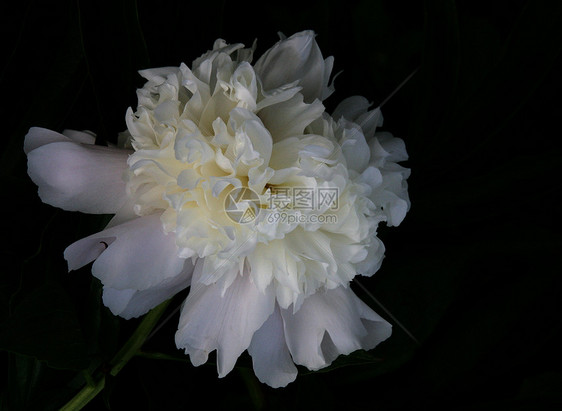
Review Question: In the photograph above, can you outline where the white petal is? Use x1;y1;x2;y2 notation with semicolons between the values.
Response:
175;268;275;378
332;96;370;123
24;127;96;154
64;234;113;272
254;30;333;103
372;132;409;163
229;108;273;166
358;166;384;192
24;127;70;154
374;181;410;227
258;93;324;142
26;140;130;214
64;214;186;291
105;196;139;228
352;289;393;349
281;286;391;371
332;97;383;140
355;236;385;276
102;258;194;319
367;133;411;226
138;66;178;83
248;305;297;388
339;121;371;173
62;129;97;144
357;107;383;140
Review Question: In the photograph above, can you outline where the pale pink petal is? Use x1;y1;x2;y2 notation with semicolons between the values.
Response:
281;286;391;371
24;127;97;154
26;140;130;214
24;127;71;154
102;258;194;319
175;263;275;378
64;214;186;291
248;305;297;388
62;129;96;144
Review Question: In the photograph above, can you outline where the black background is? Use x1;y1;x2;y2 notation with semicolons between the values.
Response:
1;0;562;409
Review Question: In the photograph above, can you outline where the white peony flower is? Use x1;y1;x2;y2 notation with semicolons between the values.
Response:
25;30;410;388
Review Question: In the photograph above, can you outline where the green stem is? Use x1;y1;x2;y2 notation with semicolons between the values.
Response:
60;299;172;410
137;350;191;363
109;299;171;376
60;377;105;411
238;367;265;410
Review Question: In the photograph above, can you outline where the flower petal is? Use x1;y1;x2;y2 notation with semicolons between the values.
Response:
64;214;186;291
254;30;334;103
24;127;97;154
332;96;371;123
62;129;97;144
339;121;371;173
248;305;297;388
281;286;391;370
102;258;194;319
355;236;385;277
258;93;324;142
332;96;383;140
24;127;68;154
368;132;411;226
228;108;273;167
26;138;130;214
175;264;275;378
370;131;409;164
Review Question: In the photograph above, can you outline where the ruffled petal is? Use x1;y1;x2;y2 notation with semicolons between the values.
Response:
332;96;371;123
281;286;391;371
355;236;386;277
26;136;130;214
338;120;371;173
258;93;324;142
332;96;384;140
248;305;297;388
64;214;186;291
254;30;333;103
175;264;275;378
102;258;194;319
368;132;411;226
